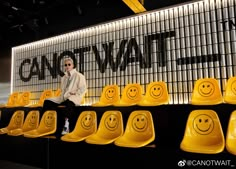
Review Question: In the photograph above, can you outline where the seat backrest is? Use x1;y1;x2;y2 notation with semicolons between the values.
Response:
181;110;224;146
54;88;61;97
37;89;53;105
17;91;31;106
6;92;19;106
139;81;169;106
122;110;155;142
37;110;57;134
120;83;143;105
7;110;24;130
71;111;97;137
224;76;236;104
99;85;120;104
191;78;223;105
96;110;123;139
226;110;236;155
22;110;40;132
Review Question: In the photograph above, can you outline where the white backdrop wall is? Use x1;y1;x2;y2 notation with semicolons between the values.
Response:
11;0;236;105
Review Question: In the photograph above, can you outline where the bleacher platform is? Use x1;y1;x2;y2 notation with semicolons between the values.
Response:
0;104;235;168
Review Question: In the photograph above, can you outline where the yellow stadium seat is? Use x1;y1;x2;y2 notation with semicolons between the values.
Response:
224;76;236;104
191;78;223;105
8;110;40;136
85;110;123;145
61;111;97;142
54;88;61;97
23;110;57;138
17;91;31;107
0;92;19;108
0;110;24;134
114;110;155;148
138;81;169;106
92;85;120;107
113;83;143;106
226;110;236;155
180;110;225;154
29;89;53;107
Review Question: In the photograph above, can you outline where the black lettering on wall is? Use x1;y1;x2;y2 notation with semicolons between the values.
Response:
220;19;236;31
176;54;221;65
145;31;175;67
74;47;90;73
41;55;57;79
19;59;31;82
30;58;42;80
92;45;109;73
103;41;124;72
229;19;236;30
120;38;144;71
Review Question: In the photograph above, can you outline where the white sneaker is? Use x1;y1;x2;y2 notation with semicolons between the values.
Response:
61;126;69;135
61;118;70;135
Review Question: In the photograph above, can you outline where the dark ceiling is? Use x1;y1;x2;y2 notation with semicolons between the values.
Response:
0;0;193;58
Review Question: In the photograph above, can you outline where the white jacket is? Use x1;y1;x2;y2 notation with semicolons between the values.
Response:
47;69;87;106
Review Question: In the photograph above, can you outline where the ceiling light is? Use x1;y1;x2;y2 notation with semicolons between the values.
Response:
11;6;19;11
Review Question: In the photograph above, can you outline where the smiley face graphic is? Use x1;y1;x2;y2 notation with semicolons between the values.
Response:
198;81;215;97
28;112;38;127
44;112;55;128
22;92;29;99
126;86;139;100
105;87;116;101
149;84;164;99
10;93;18;105
81;113;94;130
104;114;119;131
230;80;236;95
22;92;30;104
44;91;52;98
193;114;214;135
14;112;23;126
132;114;148;132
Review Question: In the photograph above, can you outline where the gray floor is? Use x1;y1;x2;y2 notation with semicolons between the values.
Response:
0;160;43;169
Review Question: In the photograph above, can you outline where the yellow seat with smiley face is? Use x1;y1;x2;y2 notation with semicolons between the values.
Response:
92;85;120;107
0;110;24;134
224;76;236;104
54;88;61;97
0;92;19;108
113;83;143;106
180;110;225;154
85;110;123;145
28;89;53;107
61;111;97;142
114;110;155;148
8;110;40;136
138;81;169;106
226;110;236;155
191;78;223;105
17;91;31;107
24;110;57;138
